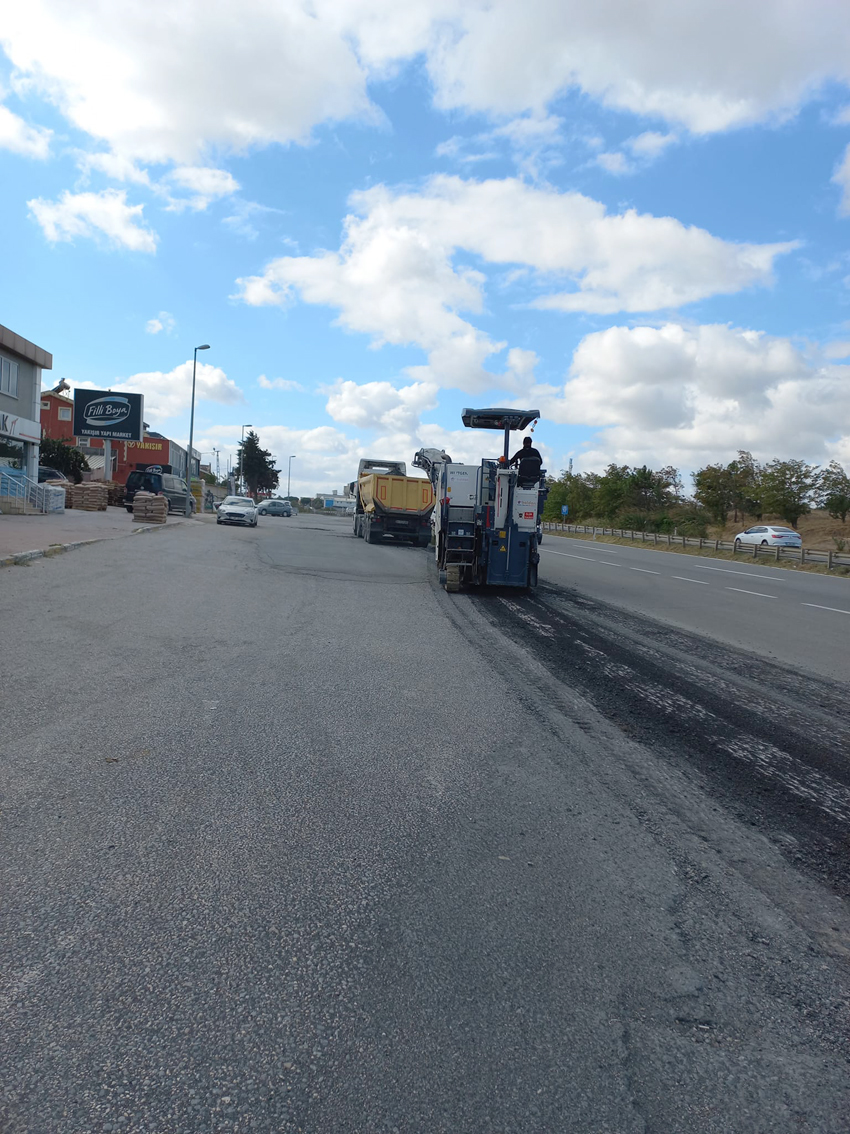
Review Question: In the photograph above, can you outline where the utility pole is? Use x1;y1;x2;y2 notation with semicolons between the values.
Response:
185;344;210;515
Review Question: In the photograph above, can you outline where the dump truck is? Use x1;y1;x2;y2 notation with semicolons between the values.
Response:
350;458;435;546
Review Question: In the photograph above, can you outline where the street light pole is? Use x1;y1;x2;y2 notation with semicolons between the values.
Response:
287;454;296;499
240;424;253;494
185;344;210;516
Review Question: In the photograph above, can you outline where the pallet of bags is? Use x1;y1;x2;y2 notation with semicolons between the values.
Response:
132;490;168;524
78;482;108;511
106;481;125;507
70;484;86;509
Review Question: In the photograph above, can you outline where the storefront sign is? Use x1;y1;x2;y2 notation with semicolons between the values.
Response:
74;390;144;441
0;411;41;443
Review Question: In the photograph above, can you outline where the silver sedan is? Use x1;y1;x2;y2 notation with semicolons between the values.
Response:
733;524;802;548
216;496;259;527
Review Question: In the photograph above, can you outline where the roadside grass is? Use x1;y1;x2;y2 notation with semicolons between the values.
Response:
546;529;850;579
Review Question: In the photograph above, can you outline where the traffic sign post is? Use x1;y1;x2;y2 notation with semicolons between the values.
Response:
561;505;569;516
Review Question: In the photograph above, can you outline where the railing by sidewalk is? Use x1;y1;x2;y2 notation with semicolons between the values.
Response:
541;521;850;571
0;471;65;515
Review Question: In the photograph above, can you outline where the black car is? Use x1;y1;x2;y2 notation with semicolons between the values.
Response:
124;468;195;514
38;466;67;483
257;498;292;517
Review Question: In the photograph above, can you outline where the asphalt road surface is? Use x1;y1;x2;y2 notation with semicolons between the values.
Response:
2;515;849;1133
540;536;850;682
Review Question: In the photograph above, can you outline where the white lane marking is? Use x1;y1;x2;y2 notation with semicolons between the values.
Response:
725;587;776;599
541;550;600;563
691;563;784;582
629;567;659;574
541;549;625;567
801;603;850;616
671;576;709;584
569;540;620;554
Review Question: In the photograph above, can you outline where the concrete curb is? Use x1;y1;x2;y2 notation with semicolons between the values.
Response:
0;519;184;569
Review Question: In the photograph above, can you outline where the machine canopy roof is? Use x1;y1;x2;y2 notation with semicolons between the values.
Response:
461;408;539;431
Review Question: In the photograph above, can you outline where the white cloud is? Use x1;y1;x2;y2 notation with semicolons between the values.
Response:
145;311;175;335
236;175;796;389
0;0;377;163
823;340;850;360
2;1;848;168
529;322;850;470
437;113;565;177
223;199;282;240
595;151;633;175
60;361;243;431
106;361;244;422
27;188;158;252
420;0;850;134
323;379;439;434
0;102;51;157
833;143;850;216
257;374;305;391
164;166;240;212
78;151;151;184
628;131;678;158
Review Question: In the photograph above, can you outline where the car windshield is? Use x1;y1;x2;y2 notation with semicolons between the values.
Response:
223;497;254;506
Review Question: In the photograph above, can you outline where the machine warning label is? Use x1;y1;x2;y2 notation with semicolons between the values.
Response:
523;511;534;518
499;544;506;551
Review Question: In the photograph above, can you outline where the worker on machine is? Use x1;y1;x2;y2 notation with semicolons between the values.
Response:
506;435;543;486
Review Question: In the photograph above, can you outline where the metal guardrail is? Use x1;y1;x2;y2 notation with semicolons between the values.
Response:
541;522;850;571
0;471;65;515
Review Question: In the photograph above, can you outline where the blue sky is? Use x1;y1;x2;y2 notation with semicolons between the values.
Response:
2;1;850;495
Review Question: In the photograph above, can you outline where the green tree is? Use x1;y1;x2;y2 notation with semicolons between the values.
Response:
594;464;631;520
818;460;850;522
39;437;90;483
760;459;820;528
728;451;762;521
625;465;674;512
235;431;279;497
542;471;596;521
692;463;735;526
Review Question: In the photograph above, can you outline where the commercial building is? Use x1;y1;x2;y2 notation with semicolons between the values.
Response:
0;323;52;481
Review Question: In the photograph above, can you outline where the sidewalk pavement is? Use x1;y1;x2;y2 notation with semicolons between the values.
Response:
0;507;193;565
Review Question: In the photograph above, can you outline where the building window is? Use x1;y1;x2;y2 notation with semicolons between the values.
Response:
0;355;19;398
0;436;25;469
58;406;72;421
41;399;49;410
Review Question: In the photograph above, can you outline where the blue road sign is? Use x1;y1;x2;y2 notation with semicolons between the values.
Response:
561;505;569;516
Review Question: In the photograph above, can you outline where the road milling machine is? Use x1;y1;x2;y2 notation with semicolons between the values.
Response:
413;408;547;593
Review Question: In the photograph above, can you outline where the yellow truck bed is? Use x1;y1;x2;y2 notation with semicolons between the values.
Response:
358;474;434;515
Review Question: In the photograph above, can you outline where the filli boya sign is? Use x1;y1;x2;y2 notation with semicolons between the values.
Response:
73;390;144;441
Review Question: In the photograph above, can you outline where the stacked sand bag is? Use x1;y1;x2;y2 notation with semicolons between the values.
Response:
77;482;108;511
132;490;168;524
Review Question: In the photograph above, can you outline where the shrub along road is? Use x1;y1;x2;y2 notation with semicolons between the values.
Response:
1;516;848;1132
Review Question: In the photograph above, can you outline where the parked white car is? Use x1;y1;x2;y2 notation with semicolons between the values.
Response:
733;525;802;549
217;496;258;527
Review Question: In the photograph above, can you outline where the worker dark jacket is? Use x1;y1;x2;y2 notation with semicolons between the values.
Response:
509;445;542;466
